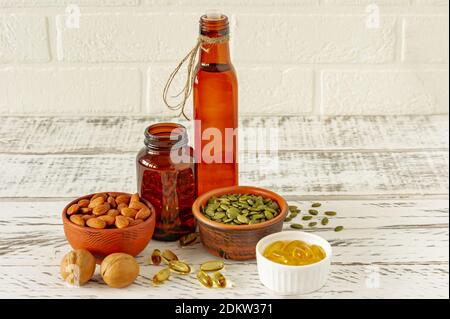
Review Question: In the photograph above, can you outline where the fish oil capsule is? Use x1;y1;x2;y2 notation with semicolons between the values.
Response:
168;260;191;274
200;260;224;272
152;268;170;285
197;271;213;288
161;249;178;264
263;240;326;266
179;232;199;247
212;272;227;288
150;249;162;265
262;241;285;257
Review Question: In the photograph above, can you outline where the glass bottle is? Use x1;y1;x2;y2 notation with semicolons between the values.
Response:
136;123;196;241
193;13;238;196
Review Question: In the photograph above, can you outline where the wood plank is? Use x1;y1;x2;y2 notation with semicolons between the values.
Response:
1;200;447;233
0;200;447;298
0;264;447;299
0;150;447;197
0;200;447;267
0;115;448;154
1;226;447;266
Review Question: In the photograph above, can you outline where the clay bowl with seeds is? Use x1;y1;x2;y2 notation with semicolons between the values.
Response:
62;192;156;262
192;186;289;261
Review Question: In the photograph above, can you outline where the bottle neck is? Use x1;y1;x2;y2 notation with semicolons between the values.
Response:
199;42;231;66
199;14;231;66
144;123;188;152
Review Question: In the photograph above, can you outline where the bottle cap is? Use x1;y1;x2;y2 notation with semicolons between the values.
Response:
205;10;222;20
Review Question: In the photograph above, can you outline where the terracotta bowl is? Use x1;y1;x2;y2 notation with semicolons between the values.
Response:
192;186;289;261
62;192;156;262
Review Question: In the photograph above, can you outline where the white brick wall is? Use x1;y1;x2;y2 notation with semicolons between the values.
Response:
0;15;49;63
0;67;141;114
0;1;449;116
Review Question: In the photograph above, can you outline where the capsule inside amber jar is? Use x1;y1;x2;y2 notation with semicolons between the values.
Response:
263;240;326;266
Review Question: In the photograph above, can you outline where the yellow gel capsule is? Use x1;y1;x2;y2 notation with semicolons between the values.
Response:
263;240;326;266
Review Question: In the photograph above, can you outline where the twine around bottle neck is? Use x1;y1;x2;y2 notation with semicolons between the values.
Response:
162;34;230;120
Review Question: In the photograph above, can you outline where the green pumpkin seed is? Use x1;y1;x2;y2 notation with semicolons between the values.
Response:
226;207;240;219
264;211;274;220
201;193;281;225
308;222;317;227
325;211;337;216
252;213;264;220
214;212;226;219
237;214;249;224
321;217;329;225
290;223;303;229
309;209;319;215
334;226;344;232
302;216;313;221
311;203;321;208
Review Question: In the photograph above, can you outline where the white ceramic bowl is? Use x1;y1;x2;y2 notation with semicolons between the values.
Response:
256;231;332;295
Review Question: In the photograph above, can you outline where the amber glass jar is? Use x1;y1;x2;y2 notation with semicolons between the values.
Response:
194;13;238;196
136;123;196;241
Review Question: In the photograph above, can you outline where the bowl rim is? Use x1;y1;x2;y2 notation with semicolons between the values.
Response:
62;192;155;232
255;231;333;269
192;185;289;231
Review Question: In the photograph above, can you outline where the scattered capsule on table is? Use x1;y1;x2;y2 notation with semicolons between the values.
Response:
151;249;162;265
161;249;178;264
179;232;199;247
168;260;191;274
212;272;227;288
200;260;225;272
152;268;171;285
197;271;213;288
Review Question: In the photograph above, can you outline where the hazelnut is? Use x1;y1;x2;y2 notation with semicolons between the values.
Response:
60;249;96;286
100;253;139;288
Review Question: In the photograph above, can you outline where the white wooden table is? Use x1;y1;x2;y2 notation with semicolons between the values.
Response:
0;115;448;299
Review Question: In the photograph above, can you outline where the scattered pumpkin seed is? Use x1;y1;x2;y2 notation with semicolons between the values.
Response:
321;217;329;225
290;223;303;229
308;209;319;215
308;222;317;227
302;216;313;221
325;211;337;216
311;203;322;208
334;226;344;232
